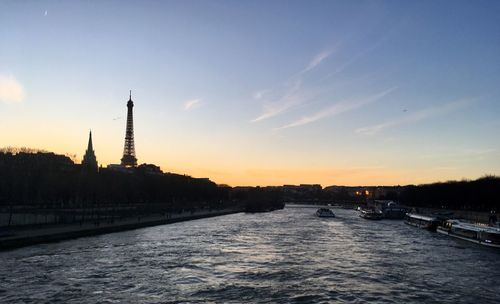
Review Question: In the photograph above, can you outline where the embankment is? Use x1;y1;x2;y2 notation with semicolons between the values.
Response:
0;209;242;251
413;207;493;223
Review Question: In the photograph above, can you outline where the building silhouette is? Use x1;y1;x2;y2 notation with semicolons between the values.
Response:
82;130;98;172
121;90;138;167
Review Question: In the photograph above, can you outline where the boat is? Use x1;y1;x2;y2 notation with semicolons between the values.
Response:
316;208;335;217
359;208;384;220
437;220;500;248
404;213;440;231
381;202;408;219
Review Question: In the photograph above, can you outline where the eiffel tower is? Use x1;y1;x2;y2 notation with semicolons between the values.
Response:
121;90;138;167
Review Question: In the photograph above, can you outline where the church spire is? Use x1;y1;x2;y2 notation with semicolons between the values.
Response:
82;130;98;172
87;130;94;152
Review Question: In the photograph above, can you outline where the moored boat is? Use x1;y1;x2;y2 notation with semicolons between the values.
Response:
437;220;500;248
359;209;384;220
404;213;440;231
316;208;335;218
381;202;408;219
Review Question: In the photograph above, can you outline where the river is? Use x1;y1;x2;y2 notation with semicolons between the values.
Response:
1;207;499;303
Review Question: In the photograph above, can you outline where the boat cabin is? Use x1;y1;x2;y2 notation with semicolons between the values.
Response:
405;213;440;231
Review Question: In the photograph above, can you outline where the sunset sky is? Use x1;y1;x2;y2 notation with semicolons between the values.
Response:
1;1;499;186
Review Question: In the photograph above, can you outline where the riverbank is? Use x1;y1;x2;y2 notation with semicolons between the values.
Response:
409;207;493;223
0;208;242;251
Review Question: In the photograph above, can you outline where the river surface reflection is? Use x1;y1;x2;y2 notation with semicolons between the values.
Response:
1;207;499;303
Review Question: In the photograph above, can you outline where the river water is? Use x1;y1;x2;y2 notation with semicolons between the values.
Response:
1;207;499;303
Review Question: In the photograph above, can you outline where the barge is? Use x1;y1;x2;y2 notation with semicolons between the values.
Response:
437;220;500;248
404;213;440;231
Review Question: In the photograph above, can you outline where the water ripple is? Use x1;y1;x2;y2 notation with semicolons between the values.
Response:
1;208;500;303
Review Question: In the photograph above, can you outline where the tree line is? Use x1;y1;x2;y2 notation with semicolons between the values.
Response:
396;176;500;211
2;149;495;220
0;151;285;221
325;176;500;211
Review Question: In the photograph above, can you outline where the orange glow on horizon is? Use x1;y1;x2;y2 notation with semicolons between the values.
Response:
2;128;496;188
1;142;494;187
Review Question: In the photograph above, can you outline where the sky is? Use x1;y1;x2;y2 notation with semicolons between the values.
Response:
1;0;500;187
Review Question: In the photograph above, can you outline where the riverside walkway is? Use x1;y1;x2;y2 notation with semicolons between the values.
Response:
0;208;242;250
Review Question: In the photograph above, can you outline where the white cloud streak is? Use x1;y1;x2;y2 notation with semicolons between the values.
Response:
356;98;474;135
251;79;306;122
0;74;25;104
183;98;202;111
252;49;333;122
324;32;394;80
276;87;397;130
301;50;333;74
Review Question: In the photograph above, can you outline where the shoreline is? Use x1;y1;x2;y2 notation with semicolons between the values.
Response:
0;209;242;251
286;203;494;223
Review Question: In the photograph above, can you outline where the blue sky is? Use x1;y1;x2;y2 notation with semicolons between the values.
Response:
1;1;499;186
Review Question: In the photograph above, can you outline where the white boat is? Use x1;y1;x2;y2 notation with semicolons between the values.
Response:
316;208;335;218
404;213;439;231
437;220;500;248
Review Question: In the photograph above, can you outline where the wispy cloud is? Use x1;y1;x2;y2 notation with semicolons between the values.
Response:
356;98;475;135
276;87;396;130
252;49;334;122
324;31;395;80
0;74;25;104
251;79;306;122
419;147;496;163
183;98;202;111
301;50;333;74
253;90;269;100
